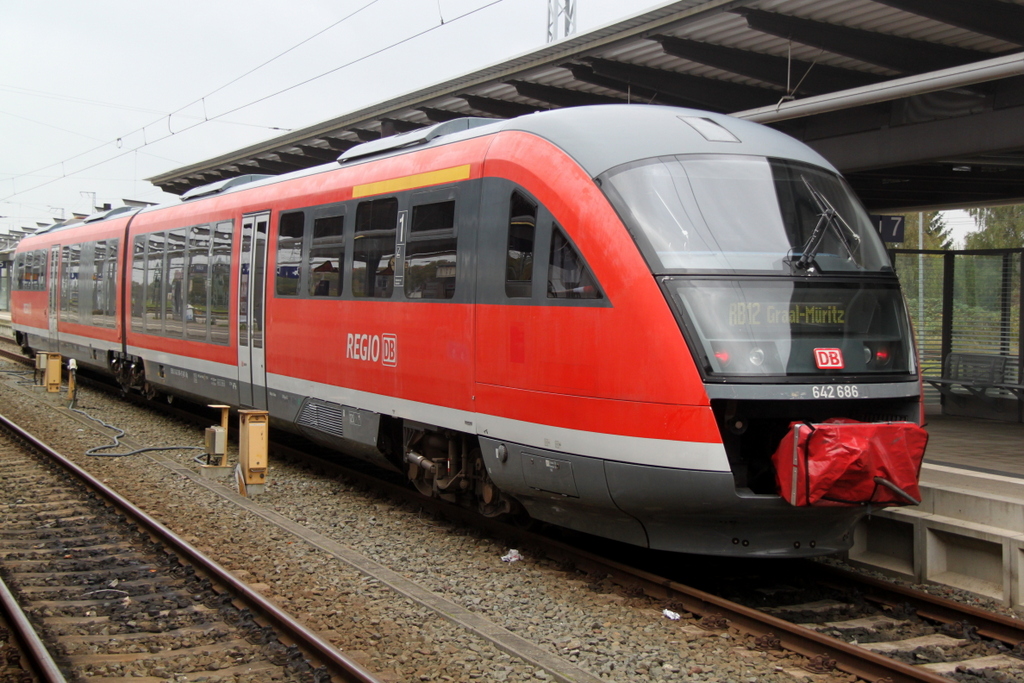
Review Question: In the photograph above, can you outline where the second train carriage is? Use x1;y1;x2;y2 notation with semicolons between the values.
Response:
11;105;925;556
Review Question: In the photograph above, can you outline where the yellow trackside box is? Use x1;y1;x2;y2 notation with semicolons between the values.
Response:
238;409;268;486
45;353;62;393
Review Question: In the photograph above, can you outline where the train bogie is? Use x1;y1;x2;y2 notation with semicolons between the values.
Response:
11;105;924;556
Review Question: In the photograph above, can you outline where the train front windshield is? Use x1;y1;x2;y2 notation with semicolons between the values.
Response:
600;154;915;379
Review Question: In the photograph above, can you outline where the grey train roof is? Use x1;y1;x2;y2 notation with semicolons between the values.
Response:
498;104;835;178
133;104;838;214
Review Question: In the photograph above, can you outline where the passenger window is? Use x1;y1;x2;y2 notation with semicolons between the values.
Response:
104;240;119;326
30;250;45;291
131;237;145;331
276;212;304;296
66;245;81;322
187;225;211;341
505;192;537;298
92;241;110;327
352;198;397;298
19;251;32;291
165;229;187;338
60;246;73;322
309;214;344;297
36;250;47;291
210;221;233;345
13;253;23;290
145;233;165;335
405;200;456;300
548;225;602;300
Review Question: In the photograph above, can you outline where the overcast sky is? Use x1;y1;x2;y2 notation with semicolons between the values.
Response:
0;0;980;242
0;0;671;233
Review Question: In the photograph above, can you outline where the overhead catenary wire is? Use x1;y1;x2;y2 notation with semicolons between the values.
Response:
1;0;503;204
1;0;383;198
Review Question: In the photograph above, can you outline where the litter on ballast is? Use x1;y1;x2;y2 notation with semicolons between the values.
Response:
662;609;681;621
501;549;522;563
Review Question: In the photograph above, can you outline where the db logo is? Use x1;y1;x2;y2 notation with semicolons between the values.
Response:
381;334;397;367
814;348;844;369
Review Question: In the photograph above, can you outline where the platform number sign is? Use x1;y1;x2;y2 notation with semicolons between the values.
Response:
870;214;905;243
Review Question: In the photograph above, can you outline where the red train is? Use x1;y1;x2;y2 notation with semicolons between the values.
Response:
12;105;925;556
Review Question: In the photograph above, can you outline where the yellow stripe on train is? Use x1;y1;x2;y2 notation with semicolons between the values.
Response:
351;164;471;198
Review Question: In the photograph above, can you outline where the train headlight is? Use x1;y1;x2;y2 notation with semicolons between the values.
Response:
748;347;765;367
713;349;731;367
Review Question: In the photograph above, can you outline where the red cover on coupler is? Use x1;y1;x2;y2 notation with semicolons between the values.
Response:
773;419;928;507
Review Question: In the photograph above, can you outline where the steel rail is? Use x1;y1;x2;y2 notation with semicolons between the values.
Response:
0;412;382;683
0;571;67;683
814;564;1024;647
535;539;952;683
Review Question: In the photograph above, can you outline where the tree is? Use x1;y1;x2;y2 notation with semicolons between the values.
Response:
966;205;1024;249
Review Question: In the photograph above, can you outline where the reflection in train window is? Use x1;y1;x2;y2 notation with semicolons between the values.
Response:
145;233;166;335
309;214;344;297
92;240;118;328
187;225;211;341
131;237;145;331
165;229;187;338
60;246;77;323
59;247;70;321
276;212;304;296
505;191;537;298
210;222;233;345
548;225;602;300
352;198;397;299
405;200;456;300
14;250;47;292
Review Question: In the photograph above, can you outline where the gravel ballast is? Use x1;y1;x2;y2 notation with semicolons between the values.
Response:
2;358;1008;682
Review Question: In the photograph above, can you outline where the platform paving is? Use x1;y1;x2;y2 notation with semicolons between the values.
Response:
923;411;1024;480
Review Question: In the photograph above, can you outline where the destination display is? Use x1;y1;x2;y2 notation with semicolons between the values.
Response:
727;302;845;327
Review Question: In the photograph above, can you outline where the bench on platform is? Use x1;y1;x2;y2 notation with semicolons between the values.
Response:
924;352;1023;403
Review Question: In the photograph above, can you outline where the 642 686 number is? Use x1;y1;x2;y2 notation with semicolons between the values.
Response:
812;384;859;399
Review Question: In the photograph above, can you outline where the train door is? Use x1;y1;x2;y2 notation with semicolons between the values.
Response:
237;212;269;409
47;245;59;349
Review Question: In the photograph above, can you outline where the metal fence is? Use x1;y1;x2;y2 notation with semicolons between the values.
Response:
891;248;1023;413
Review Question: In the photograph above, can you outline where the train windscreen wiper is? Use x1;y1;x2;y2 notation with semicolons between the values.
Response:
793;176;861;271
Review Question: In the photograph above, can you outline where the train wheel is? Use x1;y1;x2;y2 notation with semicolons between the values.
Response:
473;447;514;518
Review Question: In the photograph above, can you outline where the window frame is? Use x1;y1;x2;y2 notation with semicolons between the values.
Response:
352;196;399;299
275;211;306;297
404;186;459;300
307;203;347;298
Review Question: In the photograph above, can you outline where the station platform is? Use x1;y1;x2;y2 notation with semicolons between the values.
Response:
923;412;1024;478
851;407;1024;608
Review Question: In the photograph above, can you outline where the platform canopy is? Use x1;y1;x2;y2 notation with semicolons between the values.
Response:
149;0;1024;212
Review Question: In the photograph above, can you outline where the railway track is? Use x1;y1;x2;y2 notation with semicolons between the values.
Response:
0;411;379;683
184;423;1024;681
2;342;1023;682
